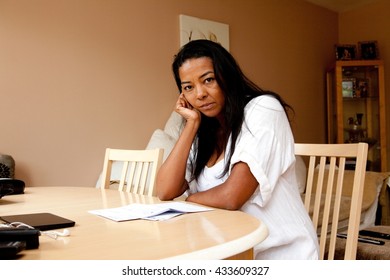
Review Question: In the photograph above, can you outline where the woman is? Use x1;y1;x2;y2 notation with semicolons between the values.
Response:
156;39;319;259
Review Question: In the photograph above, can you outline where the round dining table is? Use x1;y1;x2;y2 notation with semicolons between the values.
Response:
0;186;268;260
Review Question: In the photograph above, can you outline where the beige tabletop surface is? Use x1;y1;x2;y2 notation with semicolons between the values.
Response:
0;186;268;260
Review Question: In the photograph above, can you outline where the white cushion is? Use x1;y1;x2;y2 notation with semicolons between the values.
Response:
163;111;184;140
295;155;307;194
146;129;176;161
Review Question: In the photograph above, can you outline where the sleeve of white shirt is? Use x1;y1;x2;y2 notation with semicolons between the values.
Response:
229;95;295;207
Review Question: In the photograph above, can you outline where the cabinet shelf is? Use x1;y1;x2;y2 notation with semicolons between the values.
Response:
326;60;387;171
343;96;378;100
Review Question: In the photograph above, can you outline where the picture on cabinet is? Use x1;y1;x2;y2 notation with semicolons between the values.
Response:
335;44;357;60
356;79;369;97
342;78;355;97
358;41;379;60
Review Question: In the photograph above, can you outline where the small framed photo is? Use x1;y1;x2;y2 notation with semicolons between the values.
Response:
335;44;357;60
358;41;379;60
356;78;369;97
342;78;356;98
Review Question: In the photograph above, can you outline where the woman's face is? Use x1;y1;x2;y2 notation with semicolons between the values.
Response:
179;57;225;119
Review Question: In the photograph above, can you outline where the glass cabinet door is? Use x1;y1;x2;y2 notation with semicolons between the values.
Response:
327;60;387;171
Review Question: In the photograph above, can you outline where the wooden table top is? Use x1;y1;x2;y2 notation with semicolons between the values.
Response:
0;186;268;260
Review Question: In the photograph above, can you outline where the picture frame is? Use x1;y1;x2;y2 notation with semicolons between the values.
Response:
342;78;356;98
353;78;370;98
335;44;357;60
358;41;379;60
179;15;230;50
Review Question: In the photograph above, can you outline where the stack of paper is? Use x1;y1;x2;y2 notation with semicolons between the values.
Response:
88;201;213;221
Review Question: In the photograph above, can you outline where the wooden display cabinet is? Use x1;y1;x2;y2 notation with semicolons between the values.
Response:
326;60;387;171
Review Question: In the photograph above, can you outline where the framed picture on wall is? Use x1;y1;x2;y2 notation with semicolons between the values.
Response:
335;44;357;60
358;41;379;60
179;15;230;51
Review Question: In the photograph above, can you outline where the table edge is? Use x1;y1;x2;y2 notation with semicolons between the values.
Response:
164;220;268;260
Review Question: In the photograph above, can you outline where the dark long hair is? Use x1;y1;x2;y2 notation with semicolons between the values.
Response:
172;39;293;181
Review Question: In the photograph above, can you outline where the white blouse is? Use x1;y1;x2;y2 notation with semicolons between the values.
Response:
186;95;319;259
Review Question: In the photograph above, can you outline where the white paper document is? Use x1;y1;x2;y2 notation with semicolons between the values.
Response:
88;201;214;222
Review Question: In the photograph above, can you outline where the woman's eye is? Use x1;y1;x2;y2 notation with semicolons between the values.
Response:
204;77;215;84
182;85;193;92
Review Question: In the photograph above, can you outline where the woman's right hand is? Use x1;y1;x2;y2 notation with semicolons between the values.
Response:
175;94;201;123
157;94;200;201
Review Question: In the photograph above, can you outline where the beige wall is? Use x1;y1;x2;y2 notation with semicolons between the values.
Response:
0;0;337;187
338;0;390;168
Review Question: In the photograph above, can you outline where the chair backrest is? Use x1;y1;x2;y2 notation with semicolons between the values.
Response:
100;148;163;197
294;142;368;260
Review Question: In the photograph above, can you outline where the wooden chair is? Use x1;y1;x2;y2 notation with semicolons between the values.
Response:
294;142;368;260
100;148;163;197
